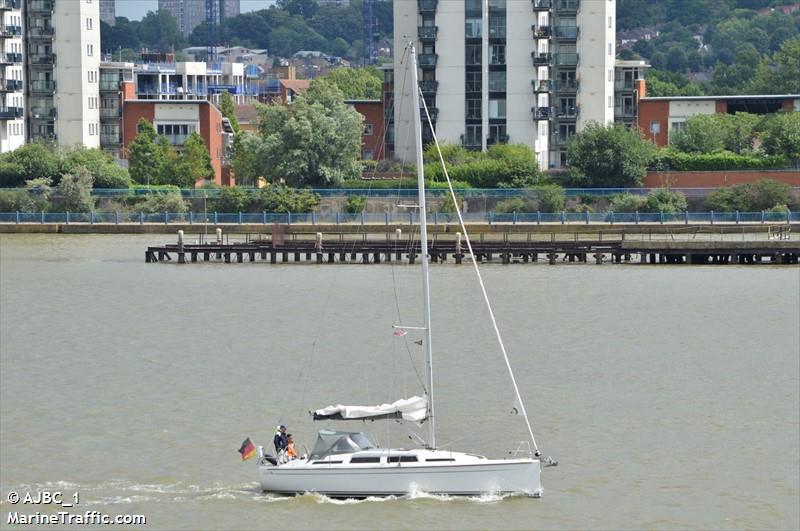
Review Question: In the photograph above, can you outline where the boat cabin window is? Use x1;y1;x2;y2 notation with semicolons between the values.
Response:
425;458;455;462
310;430;378;459
349;456;381;464
388;455;418;463
312;460;343;465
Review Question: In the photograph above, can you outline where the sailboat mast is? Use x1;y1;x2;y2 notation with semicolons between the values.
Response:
409;44;435;450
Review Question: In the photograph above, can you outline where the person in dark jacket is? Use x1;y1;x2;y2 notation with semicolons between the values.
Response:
273;425;288;454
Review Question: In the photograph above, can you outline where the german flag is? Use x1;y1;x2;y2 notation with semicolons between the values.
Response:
238;437;257;461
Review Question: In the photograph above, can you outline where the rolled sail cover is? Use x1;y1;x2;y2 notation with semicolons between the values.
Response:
313;396;427;422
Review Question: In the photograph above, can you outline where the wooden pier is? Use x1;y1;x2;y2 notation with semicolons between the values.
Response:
146;229;800;266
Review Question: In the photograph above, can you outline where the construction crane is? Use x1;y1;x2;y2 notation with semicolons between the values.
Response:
206;0;220;64
362;0;375;66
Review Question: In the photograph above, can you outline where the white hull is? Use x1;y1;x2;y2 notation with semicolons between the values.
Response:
258;450;541;497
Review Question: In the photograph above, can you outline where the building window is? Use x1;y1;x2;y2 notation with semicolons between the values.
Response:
489;45;505;65
650;121;661;134
466;99;481;120
608;69;613;82
465;18;481;38
608;16;612;29
465;71;481;92
464;125;481;146
489;99;506;119
87;44;93;56
364;123;373;136
670;121;686;132
86;17;93;30
363;149;374;160
466;44;481;65
489;71;506;92
88;96;97;109
608;95;613;108
608;43;612;55
88;70;97;83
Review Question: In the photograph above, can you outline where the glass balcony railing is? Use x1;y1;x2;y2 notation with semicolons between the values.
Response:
0;52;22;64
29;0;54;12
553;26;578;39
0;106;23;119
0;79;23;91
100;134;121;145
532;106;552;120
29;53;56;65
532;25;550;38
532;52;552;66
554;0;579;13
418;0;438;13
553;80;579;92
418;26;438;40
29;26;55;38
0;0;21;10
30;107;56;119
532;79;551;92
29;80;55;92
0;25;22;37
100;108;121;119
418;54;438;67
99;80;119;91
555;105;579;118
532;0;551;10
554;53;578;65
419;80;438;93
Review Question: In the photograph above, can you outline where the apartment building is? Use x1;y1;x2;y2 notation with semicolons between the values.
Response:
392;0;615;169
99;61;134;161
614;59;648;127
0;0;24;153
134;60;252;105
158;0;240;37
100;0;115;26
25;0;101;147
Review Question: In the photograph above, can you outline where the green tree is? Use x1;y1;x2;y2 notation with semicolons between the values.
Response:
53;167;94;212
231;131;265;187
687;50;704;72
252;186;320;213
747;38;800;94
705;179;791;211
761;112;800;164
128;119;161;185
257;82;363;186
311;67;382;99
216;186;248;212
219;92;240;133
566;123;658;187
641;188;688;213
344;195;367;213
669;114;727;153
666;46;688;72
0;142;61;187
61;147;131;189
177;132;215;187
137;10;186;51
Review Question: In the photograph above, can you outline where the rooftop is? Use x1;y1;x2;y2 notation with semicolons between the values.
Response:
641;94;800;102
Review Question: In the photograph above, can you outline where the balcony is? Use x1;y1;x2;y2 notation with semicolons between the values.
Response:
418;0;438;14
0;106;23;119
553;79;579;92
615;79;636;91
532;106;552;120
99;80;119;92
100;134;122;146
419;80;438;93
29;26;55;38
553;26;578;40
488;27;506;38
531;52;552;66
30;107;56;119
29;0;54;12
551;134;573;146
532;79;551;93
418;26;438;41
615;106;635;118
418;53;438;67
553;0;579;13
555;105;579;118
29;79;55;92
0;79;23;92
0;0;21;10
0;25;22;38
532;0;551;10
100;107;121;119
554;53;578;66
29;53;56;65
532;25;551;38
0;52;21;64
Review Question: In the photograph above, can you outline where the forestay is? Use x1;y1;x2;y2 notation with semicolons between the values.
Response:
312;396;427;422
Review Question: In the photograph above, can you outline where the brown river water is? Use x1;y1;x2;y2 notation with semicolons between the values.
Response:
1;234;798;530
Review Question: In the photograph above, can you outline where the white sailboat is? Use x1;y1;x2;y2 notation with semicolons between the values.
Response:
257;44;555;498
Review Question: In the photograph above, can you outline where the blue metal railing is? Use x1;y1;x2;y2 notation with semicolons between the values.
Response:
0;211;795;225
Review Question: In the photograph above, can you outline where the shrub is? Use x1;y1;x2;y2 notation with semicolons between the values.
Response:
436;193;462;214
0;189;29;212
641;188;688;213
52;168;94;212
493;197;530;214
61;147;131;189
251;186;320;213
651;149;790;171
610;193;646;212
344;195;367;213
492;185;565;213
216;186;248;213
133;192;188;214
704;179;792;211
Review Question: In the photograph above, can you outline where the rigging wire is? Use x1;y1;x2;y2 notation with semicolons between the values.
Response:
418;89;542;456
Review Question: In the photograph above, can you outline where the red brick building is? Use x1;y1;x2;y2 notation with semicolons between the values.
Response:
122;100;234;186
346;99;385;161
637;92;799;147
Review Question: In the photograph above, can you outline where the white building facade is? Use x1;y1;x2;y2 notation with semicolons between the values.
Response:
25;0;101;148
1;0;25;153
392;0;616;169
